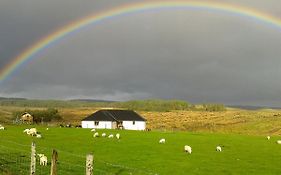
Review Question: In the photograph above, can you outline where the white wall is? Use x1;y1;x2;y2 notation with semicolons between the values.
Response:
82;121;112;129
82;120;146;130
123;121;146;130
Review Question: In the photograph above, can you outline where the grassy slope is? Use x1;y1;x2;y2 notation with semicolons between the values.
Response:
1;126;281;175
1;106;281;135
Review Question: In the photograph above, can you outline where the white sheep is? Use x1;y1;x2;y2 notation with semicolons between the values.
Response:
276;140;281;144
102;133;106;137
159;138;165;144
108;134;114;138
91;128;96;132
216;146;222;152
28;128;37;136
36;134;42;138
267;136;270;140
116;133;120;139
184;145;192;154
37;154;47;166
0;126;5;130
23;128;37;136
46;128;49;131
23;128;30;133
93;132;99;137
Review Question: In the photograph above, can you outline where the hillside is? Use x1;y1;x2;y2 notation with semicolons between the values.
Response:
1;105;281;135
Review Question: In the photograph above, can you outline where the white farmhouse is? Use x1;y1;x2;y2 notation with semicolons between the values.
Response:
81;110;146;130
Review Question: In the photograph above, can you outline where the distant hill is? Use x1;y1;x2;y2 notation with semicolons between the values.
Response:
0;97;226;112
228;105;281;110
69;99;116;103
0;97;26;101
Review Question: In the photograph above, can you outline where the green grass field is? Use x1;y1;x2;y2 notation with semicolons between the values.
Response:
1;125;281;175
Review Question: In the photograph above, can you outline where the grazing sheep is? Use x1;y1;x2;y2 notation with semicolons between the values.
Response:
36;134;42;138
46;128;49;131
184;145;192;154
216;146;222;152
23;129;30;133
277;140;281;144
27;128;37;136
0;126;5;130
159;138;165;144
37;154;47;166
102;133;106;137
267;136;270;140
66;124;72;128
116;133;120;139
93;132;99;137
108;134;114;138
91;128;96;132
23;128;37;136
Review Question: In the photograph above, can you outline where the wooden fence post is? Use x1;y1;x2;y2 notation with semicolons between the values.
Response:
86;154;94;175
50;149;58;175
30;142;36;175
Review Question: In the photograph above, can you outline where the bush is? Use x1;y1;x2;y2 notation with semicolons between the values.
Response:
13;108;62;123
202;104;226;112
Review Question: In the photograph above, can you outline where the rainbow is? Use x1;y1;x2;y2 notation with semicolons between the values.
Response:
1;1;281;83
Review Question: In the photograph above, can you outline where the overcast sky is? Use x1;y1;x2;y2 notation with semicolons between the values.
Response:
0;0;281;106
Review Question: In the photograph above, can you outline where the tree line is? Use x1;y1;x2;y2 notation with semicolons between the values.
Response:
2;98;226;112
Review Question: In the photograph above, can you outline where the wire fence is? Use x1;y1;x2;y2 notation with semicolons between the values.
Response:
0;140;156;175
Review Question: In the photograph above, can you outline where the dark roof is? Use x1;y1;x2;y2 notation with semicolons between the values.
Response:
82;110;146;122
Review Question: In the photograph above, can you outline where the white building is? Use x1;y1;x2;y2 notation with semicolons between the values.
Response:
81;110;146;130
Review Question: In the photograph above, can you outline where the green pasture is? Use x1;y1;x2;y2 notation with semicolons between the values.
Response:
1;125;281;175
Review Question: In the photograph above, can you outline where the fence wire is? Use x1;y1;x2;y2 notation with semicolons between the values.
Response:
1;140;156;175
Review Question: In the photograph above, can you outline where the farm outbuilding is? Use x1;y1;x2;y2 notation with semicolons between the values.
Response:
20;112;33;124
81;110;146;130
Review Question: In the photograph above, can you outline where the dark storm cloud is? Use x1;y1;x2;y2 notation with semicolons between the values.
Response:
1;0;281;106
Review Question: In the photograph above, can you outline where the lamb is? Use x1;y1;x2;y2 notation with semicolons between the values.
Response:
36;134;42;138
102;133;106;137
37;154;47;166
216;146;222;152
108;134;114;138
276;140;281;144
93;132;99;137
267;136;270;140
184;145;192;154
116;133;120;139
91;128;96;132
0;126;5;130
159;138;165;144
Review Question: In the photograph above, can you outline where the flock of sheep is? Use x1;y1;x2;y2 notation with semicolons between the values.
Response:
158;138;195;154
22;127;48;165
91;128;121;139
2;125;281;167
23;127;43;138
158;135;281;154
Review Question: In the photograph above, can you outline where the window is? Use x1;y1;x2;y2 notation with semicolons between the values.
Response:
94;121;99;126
132;121;135;125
